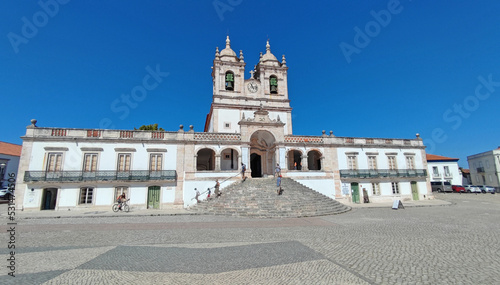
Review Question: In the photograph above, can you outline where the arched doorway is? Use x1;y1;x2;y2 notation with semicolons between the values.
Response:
287;150;302;170
220;148;239;171
307;150;322;171
196;148;215;171
250;130;276;177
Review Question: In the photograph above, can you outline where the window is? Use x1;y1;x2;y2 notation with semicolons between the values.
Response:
392;182;399;194
444;166;451;177
372;183;380;195
368;156;377;170
83;153;98;172
79;187;93;204
388;156;397;170
150;154;162;171
486;161;490;169
117;153;131;171
47;153;63;172
225;71;234;91
433;166;439;176
490;175;493;182
347;156;357;170
224;122;231;129
405;156;415;170
270;75;278;94
115;186;128;199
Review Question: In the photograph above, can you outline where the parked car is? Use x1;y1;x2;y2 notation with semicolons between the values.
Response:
477;185;496;194
465;185;481;193
431;181;453;192
452;185;466;193
0;188;14;200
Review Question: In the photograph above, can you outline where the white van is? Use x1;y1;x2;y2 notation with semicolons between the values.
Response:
431;181;452;192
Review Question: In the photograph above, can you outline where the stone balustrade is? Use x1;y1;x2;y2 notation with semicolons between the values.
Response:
25;127;423;147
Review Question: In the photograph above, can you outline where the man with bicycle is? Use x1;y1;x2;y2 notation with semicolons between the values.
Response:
117;193;126;210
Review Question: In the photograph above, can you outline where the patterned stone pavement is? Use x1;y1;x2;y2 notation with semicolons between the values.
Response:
1;193;500;284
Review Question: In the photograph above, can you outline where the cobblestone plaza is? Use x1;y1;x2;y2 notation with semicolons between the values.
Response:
1;193;500;284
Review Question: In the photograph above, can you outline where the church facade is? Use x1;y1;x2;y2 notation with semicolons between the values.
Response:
14;37;431;211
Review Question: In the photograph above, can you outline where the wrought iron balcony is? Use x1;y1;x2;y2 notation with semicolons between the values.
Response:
24;170;177;183
340;169;427;179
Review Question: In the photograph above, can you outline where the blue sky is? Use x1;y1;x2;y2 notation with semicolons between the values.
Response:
1;0;499;167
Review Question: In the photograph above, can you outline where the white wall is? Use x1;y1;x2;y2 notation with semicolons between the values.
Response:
183;179;236;207
30;141;178;172
427;161;462;185
295;179;335;199
337;147;422;170
0;153;20;188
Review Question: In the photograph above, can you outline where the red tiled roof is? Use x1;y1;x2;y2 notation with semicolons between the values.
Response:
461;168;470;174
0;141;22;157
426;154;459;161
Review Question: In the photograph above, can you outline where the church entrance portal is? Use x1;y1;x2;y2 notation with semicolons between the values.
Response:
249;130;276;177
250;153;262;177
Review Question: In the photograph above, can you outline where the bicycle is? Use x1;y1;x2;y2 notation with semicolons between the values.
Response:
112;198;130;212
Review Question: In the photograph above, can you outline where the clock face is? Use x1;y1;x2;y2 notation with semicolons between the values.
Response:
247;82;258;93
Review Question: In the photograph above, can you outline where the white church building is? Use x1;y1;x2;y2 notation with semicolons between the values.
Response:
15;37;431;212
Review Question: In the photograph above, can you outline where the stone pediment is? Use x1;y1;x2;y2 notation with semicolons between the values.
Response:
238;107;285;127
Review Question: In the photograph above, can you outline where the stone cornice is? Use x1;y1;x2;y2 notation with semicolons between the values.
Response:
81;147;104;152
44;147;69;151
114;148;136;152
213;95;290;104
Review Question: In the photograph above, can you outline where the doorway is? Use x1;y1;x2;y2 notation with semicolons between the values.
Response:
411;181;419;201
351;183;360;204
250;153;262;178
41;188;58;210
148;186;161;209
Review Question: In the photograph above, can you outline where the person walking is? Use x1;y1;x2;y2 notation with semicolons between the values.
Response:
275;163;281;177
277;174;282;195
214;179;220;197
194;188;201;203
241;163;246;181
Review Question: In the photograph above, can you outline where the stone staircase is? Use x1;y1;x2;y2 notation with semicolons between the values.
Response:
189;177;351;218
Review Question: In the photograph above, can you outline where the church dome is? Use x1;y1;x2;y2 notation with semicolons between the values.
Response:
259;40;280;66
219;36;238;61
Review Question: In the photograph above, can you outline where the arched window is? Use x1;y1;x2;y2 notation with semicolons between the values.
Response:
225;71;234;91
270;75;278;94
287;150;302;170
307;150;322;171
197;148;215;171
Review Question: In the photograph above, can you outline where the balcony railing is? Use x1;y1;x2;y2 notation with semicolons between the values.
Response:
340;169;427;179
24;170;177;183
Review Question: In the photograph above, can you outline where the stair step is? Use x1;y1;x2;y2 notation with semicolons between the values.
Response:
189;177;351;218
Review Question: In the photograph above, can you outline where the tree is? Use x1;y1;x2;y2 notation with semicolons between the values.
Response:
134;124;165;131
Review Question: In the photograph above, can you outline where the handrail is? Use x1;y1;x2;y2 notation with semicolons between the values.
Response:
191;172;242;202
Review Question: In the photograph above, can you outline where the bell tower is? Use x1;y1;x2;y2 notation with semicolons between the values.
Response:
204;37;292;135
